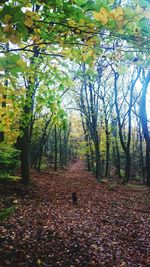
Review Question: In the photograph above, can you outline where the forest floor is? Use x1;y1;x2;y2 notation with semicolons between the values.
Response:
0;160;150;267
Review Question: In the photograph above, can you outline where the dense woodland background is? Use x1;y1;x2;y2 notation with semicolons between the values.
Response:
1;0;150;186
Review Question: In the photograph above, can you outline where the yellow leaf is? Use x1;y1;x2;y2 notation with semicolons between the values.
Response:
9;33;21;44
24;17;33;27
93;8;109;25
3;24;14;33
0;66;4;71
0;36;8;43
110;7;124;21
32;35;40;42
117;29;124;34
109;0;115;4
16;59;27;68
4;15;12;24
85;39;94;46
30;77;35;83
39;43;46;48
25;10;34;17
87;50;94;57
25;10;40;20
61;48;71;56
34;28;41;34
33;13;40;21
0;83;4;94
68;19;76;27
79;19;86;24
117;21;124;29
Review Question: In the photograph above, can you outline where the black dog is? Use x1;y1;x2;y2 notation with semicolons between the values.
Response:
72;192;78;205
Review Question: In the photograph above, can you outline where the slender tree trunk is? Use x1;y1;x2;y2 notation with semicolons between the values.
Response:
81;117;91;171
0;44;9;142
0;80;7;142
146;143;150;185
105;125;110;177
115;139;122;178
37;148;43;173
88;139;94;172
139;70;150;185
20;125;30;185
86;135;91;171
59;129;63;168
123;150;131;183
112;119;122;178
54;125;57;171
94;139;101;179
139;126;145;181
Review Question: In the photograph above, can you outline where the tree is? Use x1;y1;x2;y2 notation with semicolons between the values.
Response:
113;67;141;183
139;70;150;185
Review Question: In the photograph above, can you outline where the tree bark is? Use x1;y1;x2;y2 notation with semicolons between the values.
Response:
20;125;30;185
139;70;150;185
54;125;57;171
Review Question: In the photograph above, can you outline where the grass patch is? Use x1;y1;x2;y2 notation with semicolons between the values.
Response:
0;206;16;221
0;174;21;182
126;184;146;190
108;183;119;191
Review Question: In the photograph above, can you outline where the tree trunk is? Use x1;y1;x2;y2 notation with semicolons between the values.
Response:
86;135;91;171
37;148;43;173
115;139;122;178
123;150;131;183
139;70;150;185
139;126;145;181
0;82;7;142
54;125;57;171
94;140;101;179
105;127;110;177
20;126;30;185
146;143;150;186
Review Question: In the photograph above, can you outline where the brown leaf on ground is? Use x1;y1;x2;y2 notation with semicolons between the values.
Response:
0;160;150;267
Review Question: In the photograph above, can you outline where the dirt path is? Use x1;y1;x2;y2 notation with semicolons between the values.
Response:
67;159;86;173
0;160;150;267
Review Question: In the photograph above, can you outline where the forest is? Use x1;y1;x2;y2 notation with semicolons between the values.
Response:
0;0;150;266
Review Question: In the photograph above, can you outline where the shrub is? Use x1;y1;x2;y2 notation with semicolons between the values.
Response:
0;145;20;178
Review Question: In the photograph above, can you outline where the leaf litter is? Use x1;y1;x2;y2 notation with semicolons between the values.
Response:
0;160;150;267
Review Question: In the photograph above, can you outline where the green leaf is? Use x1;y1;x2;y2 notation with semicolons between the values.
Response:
0;54;26;75
75;0;88;7
56;0;63;7
58;84;64;91
94;0;108;11
124;7;137;19
139;18;150;37
0;5;12;20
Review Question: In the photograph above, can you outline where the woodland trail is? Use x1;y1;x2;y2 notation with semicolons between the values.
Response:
0;160;150;267
67;159;86;173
